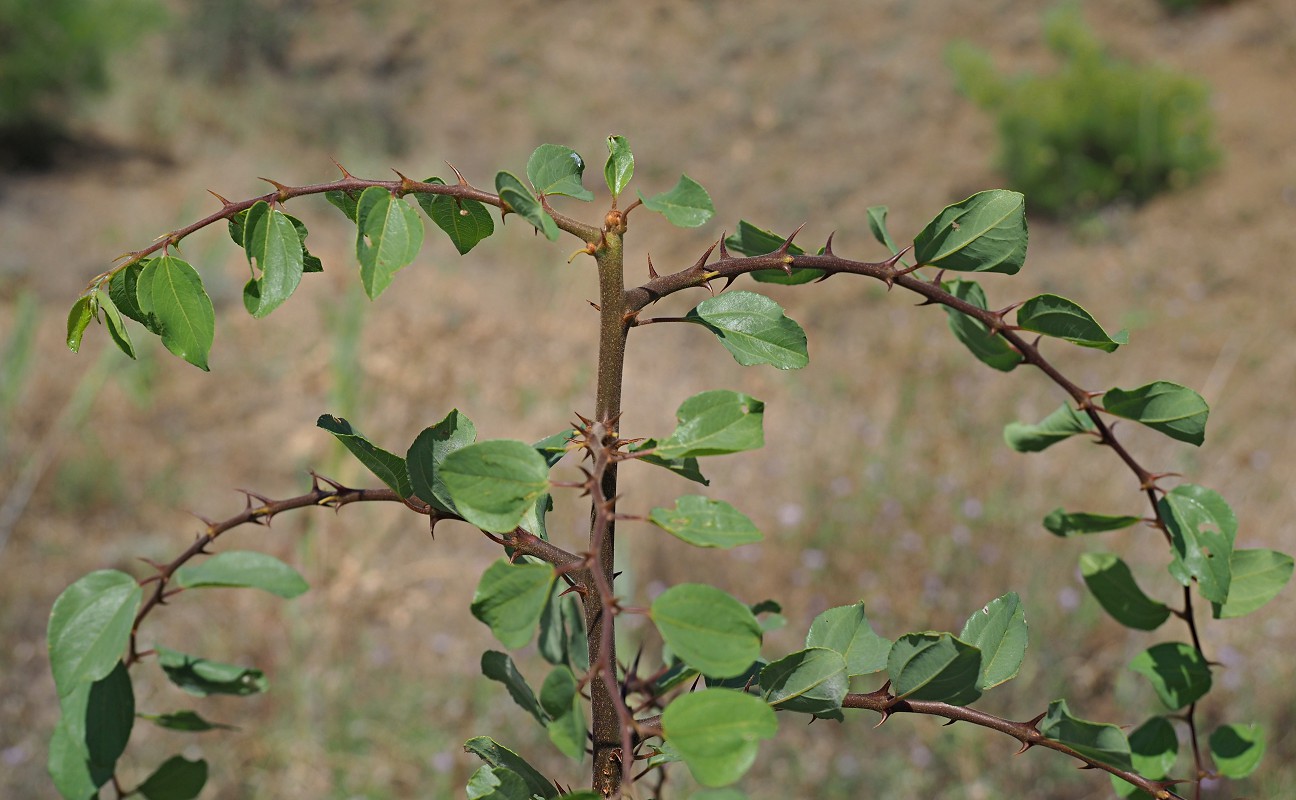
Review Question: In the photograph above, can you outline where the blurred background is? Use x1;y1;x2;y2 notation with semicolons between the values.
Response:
2;0;1294;797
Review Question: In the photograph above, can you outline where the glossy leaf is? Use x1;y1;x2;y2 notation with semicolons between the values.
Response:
109;260;160;334
441;440;552;533
241;201;304;318
887;632;982;705
1102;381;1208;446
654;390;764;460
804;602;890;677
317;414;412;497
959;592;1028;690
98;291;136;359
172;550;308;599
540;666;585;760
1043;509;1141;537
1039;699;1133;771
1209;723;1265;779
532;428;576;468
463;736;559;799
48;569;142;698
650;584;762;678
940;279;1022;371
471;559;556;649
661;689;777;787
724;220;822;284
406;408;477;515
527;144;594;201
142;710;236;732
912;189;1027;274
638;174;715;228
1159;484;1236;604
496;171;559;241
63;661;132;791
1016;293;1128;352
66;295;95;353
1003;403;1094;452
355;187;424;299
416;177;494;255
135;256;215;370
325;188;361;222
686;291;809;370
481;651;544;725
1080;553;1171;631
536;584;570;667
137;755;208;800
49;697;99;799
466;765;532;800
604;134;634;197
648;495;762;549
1129;642;1211;710
628;439;709;485
866;205;906;261
285;212;324;272
156;646;267;696
1112;716;1179;797
760;647;848;714
1212;548;1294;619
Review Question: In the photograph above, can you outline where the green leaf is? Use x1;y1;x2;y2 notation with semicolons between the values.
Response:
172;550;308;599
959;592;1028;690
532;429;577;468
887;632;982;705
156;646;267;696
760;647;848;715
416;177;495;255
686;291;809;370
940;279;1023;371
654;390;765;460
355;186;424;299
317;414;412;497
1039;699;1132;771
1212;548;1294;619
1159;484;1236;604
1209;723;1265;779
648;495;762;549
241;201;304;318
135;256;215;370
97;291;136;359
804;602;890;677
1016;294;1128;352
537;584;570;667
49;701;99;799
650;584;762;678
66;296;95;353
1043;509;1142;537
540;666;585;761
137;755;208;800
724;220;823;284
110;261;160;334
563;593;588;672
527;144;594;201
604;134;634;197
1079;553;1171;631
142;710;236;732
285;212;324;272
441;440;552;533
1128;642;1211;710
1003;403;1095;452
661;689;777;787
481;651;545;725
406;408;477;515
912;189;1027;274
463;736;559;799
866;205;905;260
48;570;142;698
496;171;559;241
639;174;715;228
466;765;533;800
1103;381;1209;447
84;661;134;787
325;189;361;222
1112;716;1179;797
471;559;556;649
690;790;748;800
628;439;709;485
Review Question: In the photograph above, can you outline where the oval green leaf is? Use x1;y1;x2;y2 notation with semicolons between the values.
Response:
1129;642;1211;710
406;408;478;515
1080;553;1171;631
137;755;208;800
135;255;215;370
527;144;594;201
471;559;556;649
723;220;823;284
540;666;585;760
142;710;236;732
805;601;890;677
242;201;305;318
687;291;809;370
317;414;412;497
1040;699;1133;772
97;291;136;359
110;260;160;334
463;736;559;799
417;177;494;255
651;584;762;678
481;650;544;725
628;439;709;485
441;439;552;533
913;189;1027;274
1003;403;1094;452
638;174;715;228
1043;509;1142;537
496;170;559;241
886;632;982;705
661;688;777;787
85;661;134;786
654;390;765;460
467;765;533;800
866;205;906;263
355;187;424;299
325;188;361;222
156;646;267;696
1209;723;1265;779
1016;293;1128;352
648;495;762;549
940;279;1022;371
958;592;1028;690
1159;484;1236;604
48;569;142;698
604;134;634;197
172;550;308;598
1112;716;1179;797
760;647;848;714
1212;548;1294;619
1102;381;1209;446
66;295;95;353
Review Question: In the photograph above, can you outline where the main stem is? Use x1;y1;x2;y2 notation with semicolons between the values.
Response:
588;228;627;795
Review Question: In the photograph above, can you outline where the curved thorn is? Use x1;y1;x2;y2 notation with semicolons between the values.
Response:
446;161;468;186
647;254;658;279
257;177;291;201
330;157;353;179
778;222;807;254
823;230;837;256
692;240;719;270
717;234;731;260
207;190;234;208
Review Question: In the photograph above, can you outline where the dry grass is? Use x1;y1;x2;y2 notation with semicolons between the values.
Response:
3;0;1295;797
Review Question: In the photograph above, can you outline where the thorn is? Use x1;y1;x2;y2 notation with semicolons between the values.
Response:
893;262;924;279
312;472;347;492
781;260;794;277
392;169;414;193
929;268;947;287
446;161;468;186
691;240;719;271
207;190;234;208
187;510;216;528
942;718;957;727
647;254;658;279
777;222;807;255
720;275;739;291
812;271;834;283
717;234;732;260
138;557;166;572
330;157;354;179
873;709;891;728
823;230;837;256
1023;711;1047;731
1014;741;1034;755
257;177;291;202
588;300;601;312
